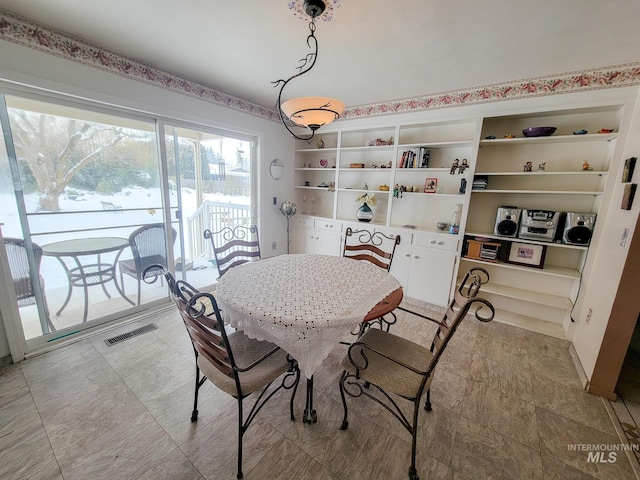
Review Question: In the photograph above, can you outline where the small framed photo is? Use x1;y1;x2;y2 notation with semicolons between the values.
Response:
622;183;637;210
622;157;637;183
506;242;547;269
424;178;438;193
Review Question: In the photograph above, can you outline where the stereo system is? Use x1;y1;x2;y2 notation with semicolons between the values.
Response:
493;206;596;245
494;207;521;237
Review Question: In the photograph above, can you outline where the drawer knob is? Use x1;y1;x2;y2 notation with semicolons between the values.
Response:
430;240;436;245
413;255;420;259
437;241;444;245
405;253;411;257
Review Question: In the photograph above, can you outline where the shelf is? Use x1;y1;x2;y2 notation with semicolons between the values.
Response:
489;308;567;339
340;145;395;152
461;257;580;279
396;191;465;198
294;147;338;153
464;231;588;250
294;186;334;191
338;168;393;172
475;281;573;310
472;189;603;195
474;171;607;176
337;188;389;194
398;140;474;149
479;133;617;146
395;167;452;172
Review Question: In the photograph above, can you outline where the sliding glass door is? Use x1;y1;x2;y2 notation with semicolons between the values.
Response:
0;92;256;355
163;123;256;289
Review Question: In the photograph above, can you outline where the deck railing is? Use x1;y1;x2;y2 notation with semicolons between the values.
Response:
186;200;252;260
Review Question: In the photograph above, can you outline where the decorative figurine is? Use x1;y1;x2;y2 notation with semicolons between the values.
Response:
328;181;335;192
317;137;325;149
538;162;546;171
458;158;469;174
524;161;533;172
393;183;402;198
582;161;592;170
450;158;460;175
363;182;369;190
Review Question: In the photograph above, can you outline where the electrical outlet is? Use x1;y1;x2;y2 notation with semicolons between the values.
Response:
272;241;277;250
585;308;593;325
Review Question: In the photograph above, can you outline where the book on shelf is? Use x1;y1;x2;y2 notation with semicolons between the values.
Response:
399;148;430;168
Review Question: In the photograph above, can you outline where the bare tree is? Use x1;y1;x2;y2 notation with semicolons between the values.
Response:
8;110;125;211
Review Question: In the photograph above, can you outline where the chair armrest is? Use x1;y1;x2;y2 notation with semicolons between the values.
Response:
234;345;284;372
346;338;431;377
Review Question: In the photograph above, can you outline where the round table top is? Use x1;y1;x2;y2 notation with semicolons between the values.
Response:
42;237;128;256
215;254;403;378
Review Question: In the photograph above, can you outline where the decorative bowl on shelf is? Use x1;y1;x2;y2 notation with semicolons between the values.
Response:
598;128;614;134
573;129;588;135
436;222;448;231
522;126;557;137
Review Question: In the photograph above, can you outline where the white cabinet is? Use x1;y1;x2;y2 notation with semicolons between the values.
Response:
390;232;458;307
290;217;342;256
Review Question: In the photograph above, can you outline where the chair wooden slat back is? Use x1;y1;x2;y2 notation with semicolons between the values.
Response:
174;296;235;378
204;225;261;278
343;227;400;272
429;267;491;361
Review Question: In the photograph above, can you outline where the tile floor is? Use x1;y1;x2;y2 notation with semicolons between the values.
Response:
2;302;639;479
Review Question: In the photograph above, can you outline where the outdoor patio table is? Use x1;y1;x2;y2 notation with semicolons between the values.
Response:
42;237;133;323
215;253;403;424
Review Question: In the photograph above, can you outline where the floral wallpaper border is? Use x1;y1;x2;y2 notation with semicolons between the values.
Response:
0;10;639;122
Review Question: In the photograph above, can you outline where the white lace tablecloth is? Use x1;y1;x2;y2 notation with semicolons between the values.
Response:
215;254;402;379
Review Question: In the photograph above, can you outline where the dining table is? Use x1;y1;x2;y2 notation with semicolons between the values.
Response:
42;236;133;323
215;253;403;424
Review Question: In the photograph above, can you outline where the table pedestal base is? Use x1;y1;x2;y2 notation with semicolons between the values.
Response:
303;376;317;424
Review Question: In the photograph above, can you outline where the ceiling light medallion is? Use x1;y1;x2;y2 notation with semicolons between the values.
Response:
273;0;344;142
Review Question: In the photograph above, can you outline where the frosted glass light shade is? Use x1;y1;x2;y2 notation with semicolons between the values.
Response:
281;96;345;131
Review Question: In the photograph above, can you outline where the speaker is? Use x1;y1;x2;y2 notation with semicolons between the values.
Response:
494;206;522;237
563;212;597;245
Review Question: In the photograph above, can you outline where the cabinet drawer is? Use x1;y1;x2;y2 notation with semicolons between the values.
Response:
315;220;342;232
414;233;459;251
374;227;412;245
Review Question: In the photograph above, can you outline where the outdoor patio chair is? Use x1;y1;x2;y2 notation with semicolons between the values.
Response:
338;267;493;480
4;237;55;332
154;266;300;480
118;224;177;305
100;200;122;211
203;224;260;278
343;227;401;333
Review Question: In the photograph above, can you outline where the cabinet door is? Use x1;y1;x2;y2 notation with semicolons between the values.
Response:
406;245;456;306
313;230;342;256
389;244;411;288
290;226;314;254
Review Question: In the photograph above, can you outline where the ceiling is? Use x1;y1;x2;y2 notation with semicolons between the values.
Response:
0;0;639;111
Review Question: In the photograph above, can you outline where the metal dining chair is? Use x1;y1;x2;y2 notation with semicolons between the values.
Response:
203;224;260;278
4;237;55;332
150;266;300;480
119;224;177;305
343;227;401;333
338;268;493;480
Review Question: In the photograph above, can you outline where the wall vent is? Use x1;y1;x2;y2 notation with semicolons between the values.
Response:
104;323;157;346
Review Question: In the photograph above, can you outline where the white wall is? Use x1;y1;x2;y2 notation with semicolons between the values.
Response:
0;40;294;359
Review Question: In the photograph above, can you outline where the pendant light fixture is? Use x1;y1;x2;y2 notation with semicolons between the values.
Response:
273;0;344;142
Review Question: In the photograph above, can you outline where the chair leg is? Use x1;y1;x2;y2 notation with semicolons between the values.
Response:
289;367;300;422
136;277;142;306
237;396;244;480
191;363;203;422
409;398;420;480
338;370;350;430
424;388;432;412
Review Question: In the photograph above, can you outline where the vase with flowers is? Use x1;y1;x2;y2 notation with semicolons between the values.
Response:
355;193;377;222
